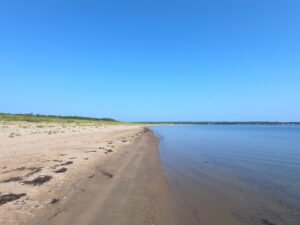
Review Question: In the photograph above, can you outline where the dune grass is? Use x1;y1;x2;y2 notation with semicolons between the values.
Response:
0;113;122;125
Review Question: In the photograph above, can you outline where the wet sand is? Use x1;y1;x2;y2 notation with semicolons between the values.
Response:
0;123;177;225
30;128;177;225
163;164;287;225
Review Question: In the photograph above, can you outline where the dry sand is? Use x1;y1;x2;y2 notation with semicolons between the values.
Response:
0;122;177;225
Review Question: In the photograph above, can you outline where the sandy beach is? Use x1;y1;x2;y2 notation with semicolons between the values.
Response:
0;122;177;225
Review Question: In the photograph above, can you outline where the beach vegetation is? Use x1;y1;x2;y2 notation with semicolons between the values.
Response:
0;113;122;125
8;132;21;138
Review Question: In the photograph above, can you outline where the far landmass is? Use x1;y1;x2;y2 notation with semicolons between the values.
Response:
137;121;300;125
0;113;299;125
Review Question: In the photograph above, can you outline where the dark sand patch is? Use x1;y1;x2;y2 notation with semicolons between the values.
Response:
104;149;113;154
0;193;26;205
53;168;67;173
261;218;277;225
25;167;42;177
2;167;26;174
23;175;52;186
60;161;73;166
100;170;113;178
53;160;62;163
1;176;23;183
1;167;42;182
49;198;60;204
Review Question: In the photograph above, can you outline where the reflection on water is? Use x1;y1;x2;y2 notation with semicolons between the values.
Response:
152;125;300;225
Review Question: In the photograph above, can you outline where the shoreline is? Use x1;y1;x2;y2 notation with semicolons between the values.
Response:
30;128;177;225
0;123;177;225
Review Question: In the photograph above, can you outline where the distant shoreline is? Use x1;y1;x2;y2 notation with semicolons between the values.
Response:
139;121;300;125
1;113;299;125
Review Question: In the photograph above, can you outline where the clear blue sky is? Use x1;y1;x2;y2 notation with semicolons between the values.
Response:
0;0;299;121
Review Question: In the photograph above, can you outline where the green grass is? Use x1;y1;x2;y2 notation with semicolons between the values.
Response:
0;113;122;125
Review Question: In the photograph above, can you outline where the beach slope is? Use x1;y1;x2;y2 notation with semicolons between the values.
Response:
30;128;177;225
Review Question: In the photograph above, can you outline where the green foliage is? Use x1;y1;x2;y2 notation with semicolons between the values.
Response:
0;113;120;124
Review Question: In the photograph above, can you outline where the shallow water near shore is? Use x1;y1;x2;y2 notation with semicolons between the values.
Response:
152;125;300;225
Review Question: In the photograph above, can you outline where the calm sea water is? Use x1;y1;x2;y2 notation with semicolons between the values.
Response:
151;125;300;225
